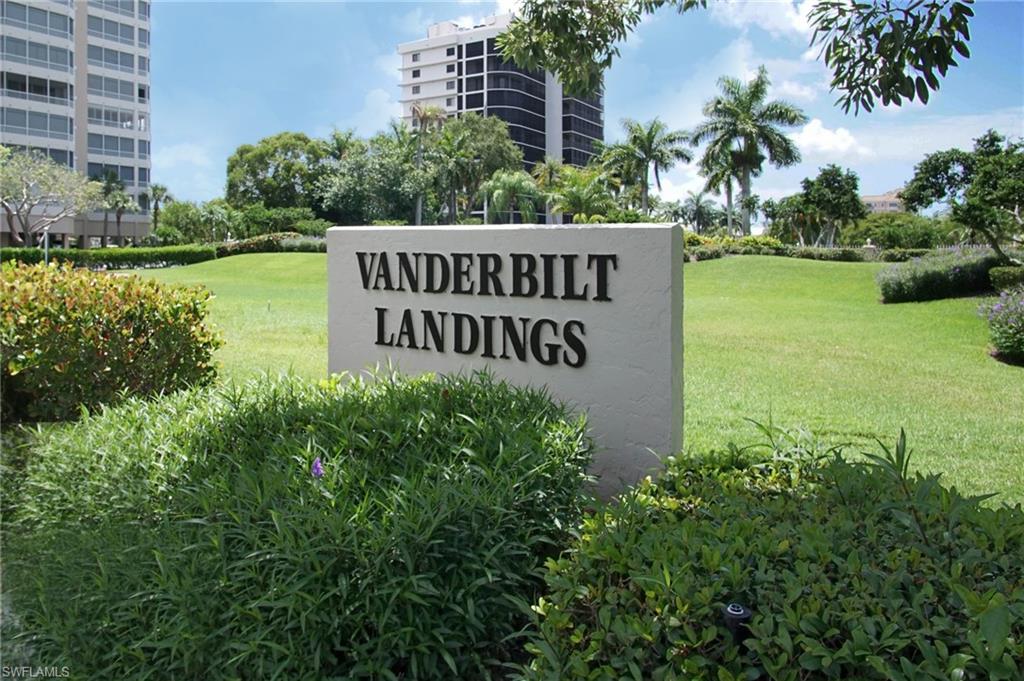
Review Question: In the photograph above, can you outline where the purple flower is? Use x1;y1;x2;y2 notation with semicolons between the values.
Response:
311;456;324;479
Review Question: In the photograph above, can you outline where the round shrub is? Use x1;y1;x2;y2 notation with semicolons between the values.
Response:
523;431;1024;680
4;372;592;679
990;265;1024;292
980;285;1024;364
0;262;221;421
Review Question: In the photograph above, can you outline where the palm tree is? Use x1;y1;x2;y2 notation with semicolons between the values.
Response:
606;119;692;216
552;167;616;222
531;155;564;224
411;104;447;225
478;170;539;224
94;169;123;247
108;191;139;246
148;183;171;234
681;191;717;234
691;66;808;234
430;125;473;224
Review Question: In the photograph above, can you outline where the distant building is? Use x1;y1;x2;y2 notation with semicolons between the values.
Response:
861;189;905;214
397;14;604;169
1;0;152;247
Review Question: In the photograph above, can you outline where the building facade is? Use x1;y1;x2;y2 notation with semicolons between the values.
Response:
1;0;151;246
397;14;603;170
861;189;905;214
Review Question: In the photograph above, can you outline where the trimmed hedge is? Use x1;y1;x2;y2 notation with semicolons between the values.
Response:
789;246;865;262
0;262;220;421
279;237;327;252
0;245;216;268
990;266;1024;292
878;247;936;262
876;250;1004;303
685;245;724;262
3;372;592;679
215;231;303;257
524;428;1024;680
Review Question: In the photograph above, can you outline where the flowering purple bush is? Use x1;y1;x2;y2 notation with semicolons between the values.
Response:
981;285;1024;363
876;249;1003;303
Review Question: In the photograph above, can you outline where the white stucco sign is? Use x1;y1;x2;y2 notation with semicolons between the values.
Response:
327;224;682;494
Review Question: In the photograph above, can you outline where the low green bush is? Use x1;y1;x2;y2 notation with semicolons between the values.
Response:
990;266;1024;292
791;246;865;262
292;217;334;236
371;219;408;226
215;231;303;257
686;245;723;262
0;262;220;421
279;237;327;252
842;212;950;250
523;427;1024;680
980;286;1024;364
235;203;317;238
4;372;592;679
0;245;217;268
738;235;784;251
878;247;936;262
876;249;1003;303
683;231;713;248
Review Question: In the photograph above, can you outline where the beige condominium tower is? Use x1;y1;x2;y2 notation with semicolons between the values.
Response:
1;0;152;246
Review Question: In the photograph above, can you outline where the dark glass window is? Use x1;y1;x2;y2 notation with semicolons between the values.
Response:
487;107;545;133
465;76;483;91
488;90;545;115
446;64;455;73
465;41;483;58
487;38;498;54
465;93;483;108
446;46;455;56
465;58;483;75
411;69;420;78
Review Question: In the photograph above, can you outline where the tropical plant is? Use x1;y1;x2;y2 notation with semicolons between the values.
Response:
108;190;140;245
147;183;172;234
478;169;539;223
499;0;977;113
681;191;717;233
0;147;103;246
800;164;868;247
600;119;690;215
691;66;808;234
96;169;124;247
551;166;616;223
411;104;447;225
699;144;744;236
531;155;564;223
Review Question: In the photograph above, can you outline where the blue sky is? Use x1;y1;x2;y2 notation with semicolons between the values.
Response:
152;0;1024;208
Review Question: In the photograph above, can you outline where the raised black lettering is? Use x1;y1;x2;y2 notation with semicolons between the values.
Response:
452;253;475;294
530;318;560;365
424;253;450;293
480;314;497;358
562;320;587;367
373;253;393;291
561;254;589;300
421;309;446;352
540;254;558;299
397;252;421;292
356;252;377;290
511;254;538;297
478;253;504;296
374;307;394;346
453;313;479;354
395;308;418;349
587;254;617;302
500;316;530;361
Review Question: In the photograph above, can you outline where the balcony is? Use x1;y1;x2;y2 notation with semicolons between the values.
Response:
1;88;72;107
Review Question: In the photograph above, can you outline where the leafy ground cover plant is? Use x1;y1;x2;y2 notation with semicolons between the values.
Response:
989;266;1024;292
980;285;1024;364
0;262;220;421
3;371;592;680
876;249;1005;303
522;425;1023;681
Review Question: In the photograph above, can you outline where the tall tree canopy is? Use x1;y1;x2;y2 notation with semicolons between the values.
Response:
902;130;1023;263
225;132;328;209
691;67;807;235
800;164;867;247
498;0;975;113
601;118;691;216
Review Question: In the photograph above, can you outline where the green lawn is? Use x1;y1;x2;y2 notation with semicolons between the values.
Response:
145;253;1024;502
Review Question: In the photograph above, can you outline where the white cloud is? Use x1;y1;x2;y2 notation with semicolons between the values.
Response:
774;79;817;102
152;143;220;201
342;88;402;137
653;162;706;203
709;0;815;39
789;118;872;158
374;52;401;82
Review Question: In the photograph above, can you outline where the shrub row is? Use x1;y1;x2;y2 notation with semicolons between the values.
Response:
279;236;327;252
990;265;1024;291
523;427;1024;680
0;262;220;422
877;247;936;262
980;285;1024;364
3;372;592;679
214;231;304;257
876;249;1005;303
0;245;217;269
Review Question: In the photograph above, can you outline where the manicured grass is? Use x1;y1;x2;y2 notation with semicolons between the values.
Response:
145;254;1024;502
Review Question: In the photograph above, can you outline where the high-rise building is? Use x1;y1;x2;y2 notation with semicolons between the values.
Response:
397;14;603;169
1;0;152;247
